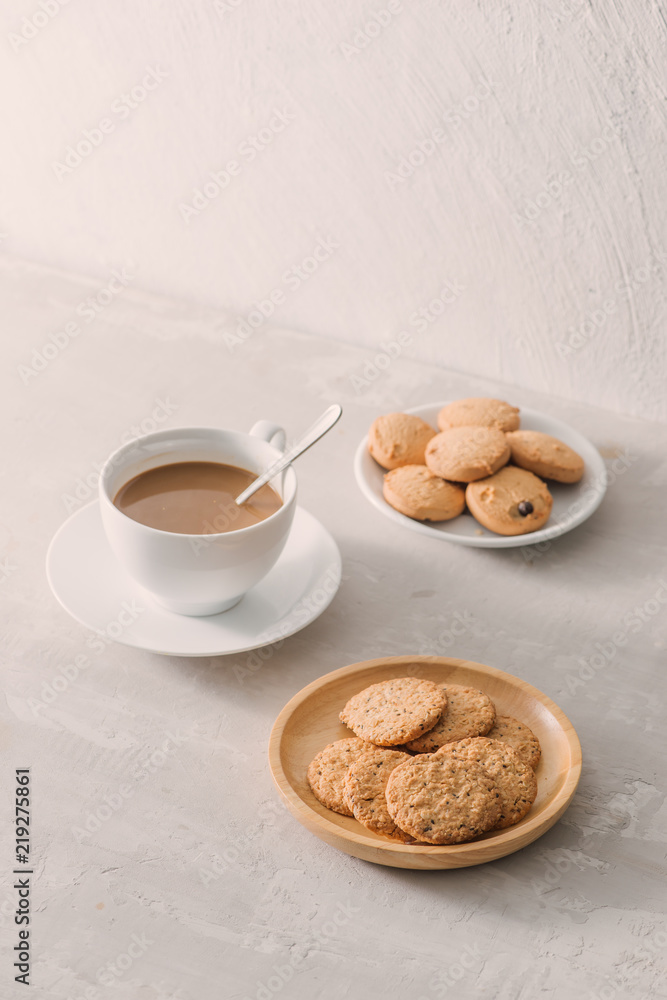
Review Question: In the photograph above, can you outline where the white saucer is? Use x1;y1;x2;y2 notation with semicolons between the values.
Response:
354;403;607;548
46;502;342;656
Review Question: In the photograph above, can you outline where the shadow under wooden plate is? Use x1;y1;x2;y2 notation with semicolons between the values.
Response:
268;655;582;869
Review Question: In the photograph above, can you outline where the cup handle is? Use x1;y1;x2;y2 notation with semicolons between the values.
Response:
249;420;286;451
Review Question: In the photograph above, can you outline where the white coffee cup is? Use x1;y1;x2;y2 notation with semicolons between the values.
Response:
99;422;297;616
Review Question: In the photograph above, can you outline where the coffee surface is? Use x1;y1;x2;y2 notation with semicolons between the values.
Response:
113;461;282;534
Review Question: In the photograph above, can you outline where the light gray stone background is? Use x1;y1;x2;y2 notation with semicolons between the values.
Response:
1;258;665;999
2;1;667;421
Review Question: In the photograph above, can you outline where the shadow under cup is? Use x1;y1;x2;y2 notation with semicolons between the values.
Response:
98;427;297;617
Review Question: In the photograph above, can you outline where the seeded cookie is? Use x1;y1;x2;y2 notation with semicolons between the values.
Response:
307;738;376;816
425;427;510;483
436;737;538;829
505;430;584;484
405;684;495;752
344;748;416;842
466;466;553;536
484;716;541;770
339;677;446;747
437;397;520;433
385;755;502;844
368;413;437;470
383;466;466;522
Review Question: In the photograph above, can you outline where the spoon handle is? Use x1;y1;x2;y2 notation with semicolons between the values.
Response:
235;404;343;506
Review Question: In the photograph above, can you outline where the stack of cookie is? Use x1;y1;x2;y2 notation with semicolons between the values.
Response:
307;676;540;845
368;398;585;535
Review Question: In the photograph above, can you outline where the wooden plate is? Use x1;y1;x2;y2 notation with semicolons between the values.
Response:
268;655;582;869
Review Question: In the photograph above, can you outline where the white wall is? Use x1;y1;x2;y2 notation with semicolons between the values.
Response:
2;0;666;421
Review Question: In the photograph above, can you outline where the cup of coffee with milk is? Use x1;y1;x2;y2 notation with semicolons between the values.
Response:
99;422;297;616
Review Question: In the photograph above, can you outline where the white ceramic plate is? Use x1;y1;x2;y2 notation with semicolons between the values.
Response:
354;403;607;548
46;501;341;657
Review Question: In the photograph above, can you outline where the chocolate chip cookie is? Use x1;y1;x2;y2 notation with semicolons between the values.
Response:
383;465;466;521
505;430;584;484
425;427;510;483
369;413;437;470
437;397;520;433
465;466;553;535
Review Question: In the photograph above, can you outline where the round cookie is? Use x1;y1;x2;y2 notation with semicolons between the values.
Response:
339;677;447;747
436;737;537;829
485;716;541;771
368;413;437;470
466;466;553;536
307;738;376;816
505;430;584;484
437;397;520;433
385;755;502;844
425;427;510;483
405;684;496;753
383;466;466;522
344;748;415;842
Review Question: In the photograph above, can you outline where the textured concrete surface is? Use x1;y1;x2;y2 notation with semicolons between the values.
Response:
2;2;667;421
1;258;666;999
